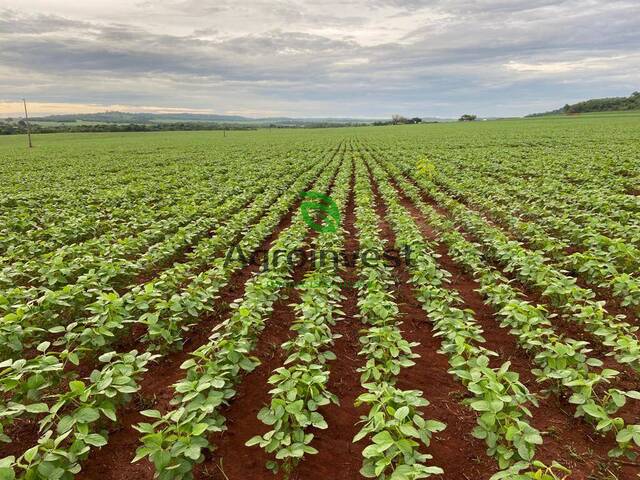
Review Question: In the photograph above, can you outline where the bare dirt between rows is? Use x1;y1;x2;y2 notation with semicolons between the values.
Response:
76;193;309;480
367;172;497;479
0;190;304;463
294;161;366;480
406;175;640;393
382;165;638;479
194;154;361;480
193;251;314;480
1;149;344;473
193;161;366;480
76;145;347;480
7;144;639;480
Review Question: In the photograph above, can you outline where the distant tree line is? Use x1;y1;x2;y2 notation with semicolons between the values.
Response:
26;111;377;125
372;115;424;126
0;121;257;135
28;111;250;123
0;120;370;135
391;115;423;124
528;91;640;117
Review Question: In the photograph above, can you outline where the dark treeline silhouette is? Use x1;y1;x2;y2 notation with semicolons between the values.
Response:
529;91;640;116
0;121;369;135
458;114;477;121
0;122;256;135
373;115;425;126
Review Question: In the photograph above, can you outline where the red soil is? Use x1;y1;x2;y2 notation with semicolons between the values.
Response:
196;158;368;480
7;148;639;480
194;154;356;480
77;193;306;480
295;165;367;479
75;147;345;479
385;171;638;479
419;179;640;389
368;178;497;478
431;177;639;326
193;257;312;480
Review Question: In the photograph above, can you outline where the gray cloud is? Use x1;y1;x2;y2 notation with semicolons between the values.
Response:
0;0;638;117
0;8;90;33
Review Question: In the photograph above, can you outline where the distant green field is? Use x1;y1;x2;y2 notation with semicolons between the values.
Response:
3;111;640;150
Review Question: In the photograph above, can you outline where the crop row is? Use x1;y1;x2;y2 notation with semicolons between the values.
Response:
362;150;560;479
370;146;640;378
0;151;282;291
246;147;354;476
0;145;340;428
0;154;309;360
424;167;640;311
350;154;445;479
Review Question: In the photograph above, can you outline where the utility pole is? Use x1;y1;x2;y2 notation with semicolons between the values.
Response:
23;98;33;148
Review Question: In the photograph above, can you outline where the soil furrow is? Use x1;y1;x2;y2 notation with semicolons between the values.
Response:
380;169;628;478
77;191;310;480
393;167;640;379
365;167;497;478
295;161;366;480
430;176;639;322
194;258;313;480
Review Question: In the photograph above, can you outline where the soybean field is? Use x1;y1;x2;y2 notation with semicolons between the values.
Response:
1;114;640;480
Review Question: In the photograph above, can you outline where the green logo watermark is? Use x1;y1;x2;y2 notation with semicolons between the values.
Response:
299;191;340;233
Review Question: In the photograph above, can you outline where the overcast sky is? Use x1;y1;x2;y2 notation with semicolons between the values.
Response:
1;0;639;118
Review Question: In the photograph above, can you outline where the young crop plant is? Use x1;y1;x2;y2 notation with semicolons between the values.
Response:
3;112;640;480
6;350;157;479
384;151;640;377
434;174;640;311
246;151;353;477
363;150;551;477
1;142;345;480
351;156;445;479
0;150;338;436
0;154;325;361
